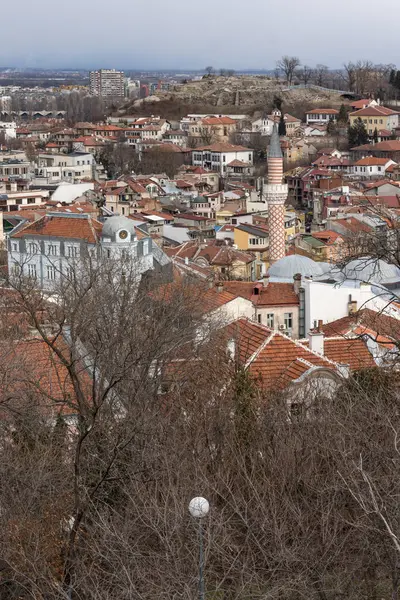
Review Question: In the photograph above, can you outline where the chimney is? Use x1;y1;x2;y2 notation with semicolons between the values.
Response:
262;274;269;288
308;319;324;355
184;256;189;265
348;294;357;315
216;281;224;293
293;273;302;295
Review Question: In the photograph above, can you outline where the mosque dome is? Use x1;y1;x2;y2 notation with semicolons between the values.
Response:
333;257;400;285
268;255;327;279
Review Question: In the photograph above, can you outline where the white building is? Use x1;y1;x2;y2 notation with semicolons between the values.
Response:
305;109;339;125
352;157;395;177
8;214;171;291
191;143;253;175
34;152;104;185
89;69;125;97
0;122;16;139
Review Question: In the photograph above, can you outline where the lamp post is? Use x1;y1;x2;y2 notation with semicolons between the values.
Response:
189;496;209;600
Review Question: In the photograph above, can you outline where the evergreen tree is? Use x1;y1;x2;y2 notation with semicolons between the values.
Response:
273;95;283;111
373;127;379;143
395;71;400;91
348;117;369;147
389;69;396;86
327;117;336;135
338;104;348;123
278;113;287;136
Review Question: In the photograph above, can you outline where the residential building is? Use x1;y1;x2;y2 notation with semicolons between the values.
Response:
0;158;31;179
8;213;171;290
305;109;339;125
349;105;399;134
34;152;104;185
294;230;345;263
89;69;125;97
189;117;237;144
223;277;300;337
192;143;254;175
352;156;396;177
252;111;301;137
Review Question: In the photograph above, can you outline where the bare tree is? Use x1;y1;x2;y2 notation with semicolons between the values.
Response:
299;65;313;85
277;56;301;85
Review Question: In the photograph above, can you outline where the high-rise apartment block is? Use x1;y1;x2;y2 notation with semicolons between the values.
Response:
89;69;125;97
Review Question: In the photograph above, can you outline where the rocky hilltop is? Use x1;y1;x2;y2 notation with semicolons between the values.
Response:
153;75;346;110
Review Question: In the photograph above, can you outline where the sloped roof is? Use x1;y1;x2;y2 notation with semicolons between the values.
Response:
11;213;102;243
223;281;299;306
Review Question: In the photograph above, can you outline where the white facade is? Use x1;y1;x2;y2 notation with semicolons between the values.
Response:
8;214;163;292
34;152;102;184
0;121;16;139
304;278;395;335
192;147;254;174
352;160;395;177
306;111;338;125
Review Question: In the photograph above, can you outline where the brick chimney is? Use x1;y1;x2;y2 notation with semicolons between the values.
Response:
308;319;324;355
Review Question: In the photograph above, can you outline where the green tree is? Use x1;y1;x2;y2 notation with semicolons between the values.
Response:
373;127;379;143
348;117;369;147
338;104;348;123
327;117;337;135
278;113;287;136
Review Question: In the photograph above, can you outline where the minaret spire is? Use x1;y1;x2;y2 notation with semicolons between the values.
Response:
266;123;287;264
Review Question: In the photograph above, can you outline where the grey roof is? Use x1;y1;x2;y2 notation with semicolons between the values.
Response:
329;257;400;285
267;122;283;159
236;223;269;238
102;215;136;238
268;255;327;279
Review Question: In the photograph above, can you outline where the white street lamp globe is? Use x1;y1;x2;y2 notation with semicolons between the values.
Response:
189;497;210;519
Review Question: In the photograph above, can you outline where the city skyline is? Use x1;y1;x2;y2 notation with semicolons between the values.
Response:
1;0;399;70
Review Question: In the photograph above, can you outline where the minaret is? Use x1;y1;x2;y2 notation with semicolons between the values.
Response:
266;122;288;263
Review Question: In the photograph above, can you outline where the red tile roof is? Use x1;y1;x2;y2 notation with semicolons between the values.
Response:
354;156;391;166
350;106;399;117
223;281;299;306
301;337;375;370
201;117;236;125
195;142;251;152
11;214;102;243
306;108;339;115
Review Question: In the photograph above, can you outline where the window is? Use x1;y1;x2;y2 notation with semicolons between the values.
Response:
28;242;38;254
47;244;57;256
374;119;377;124
248;153;251;161
27;264;37;279
12;242;18;252
67;245;78;258
257;314;262;324
267;313;274;328
284;312;293;330
12;262;20;276
380;119;383;124
378;166;382;172
47;265;56;281
222;155;226;162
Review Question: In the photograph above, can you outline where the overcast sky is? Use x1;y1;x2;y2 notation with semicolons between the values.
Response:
2;0;399;70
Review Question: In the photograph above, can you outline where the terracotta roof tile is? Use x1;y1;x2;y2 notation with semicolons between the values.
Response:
11;214;102;243
223;281;299;306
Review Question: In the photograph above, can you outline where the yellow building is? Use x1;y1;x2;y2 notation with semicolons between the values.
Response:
349;105;399;135
234;223;269;278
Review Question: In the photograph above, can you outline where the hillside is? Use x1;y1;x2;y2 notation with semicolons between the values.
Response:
119;75;349;120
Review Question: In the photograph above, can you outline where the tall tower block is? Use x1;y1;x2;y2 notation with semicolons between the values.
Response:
266;123;288;263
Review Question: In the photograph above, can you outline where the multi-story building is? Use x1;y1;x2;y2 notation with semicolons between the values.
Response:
8;213;171;291
89;69;125;97
349;105;399;135
305;108;339;125
192;143;254;175
33;152;105;185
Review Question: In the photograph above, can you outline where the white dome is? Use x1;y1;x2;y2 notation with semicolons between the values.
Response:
102;215;136;239
334;257;400;284
269;255;327;279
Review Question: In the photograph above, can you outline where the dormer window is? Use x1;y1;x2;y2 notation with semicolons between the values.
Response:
253;287;260;295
